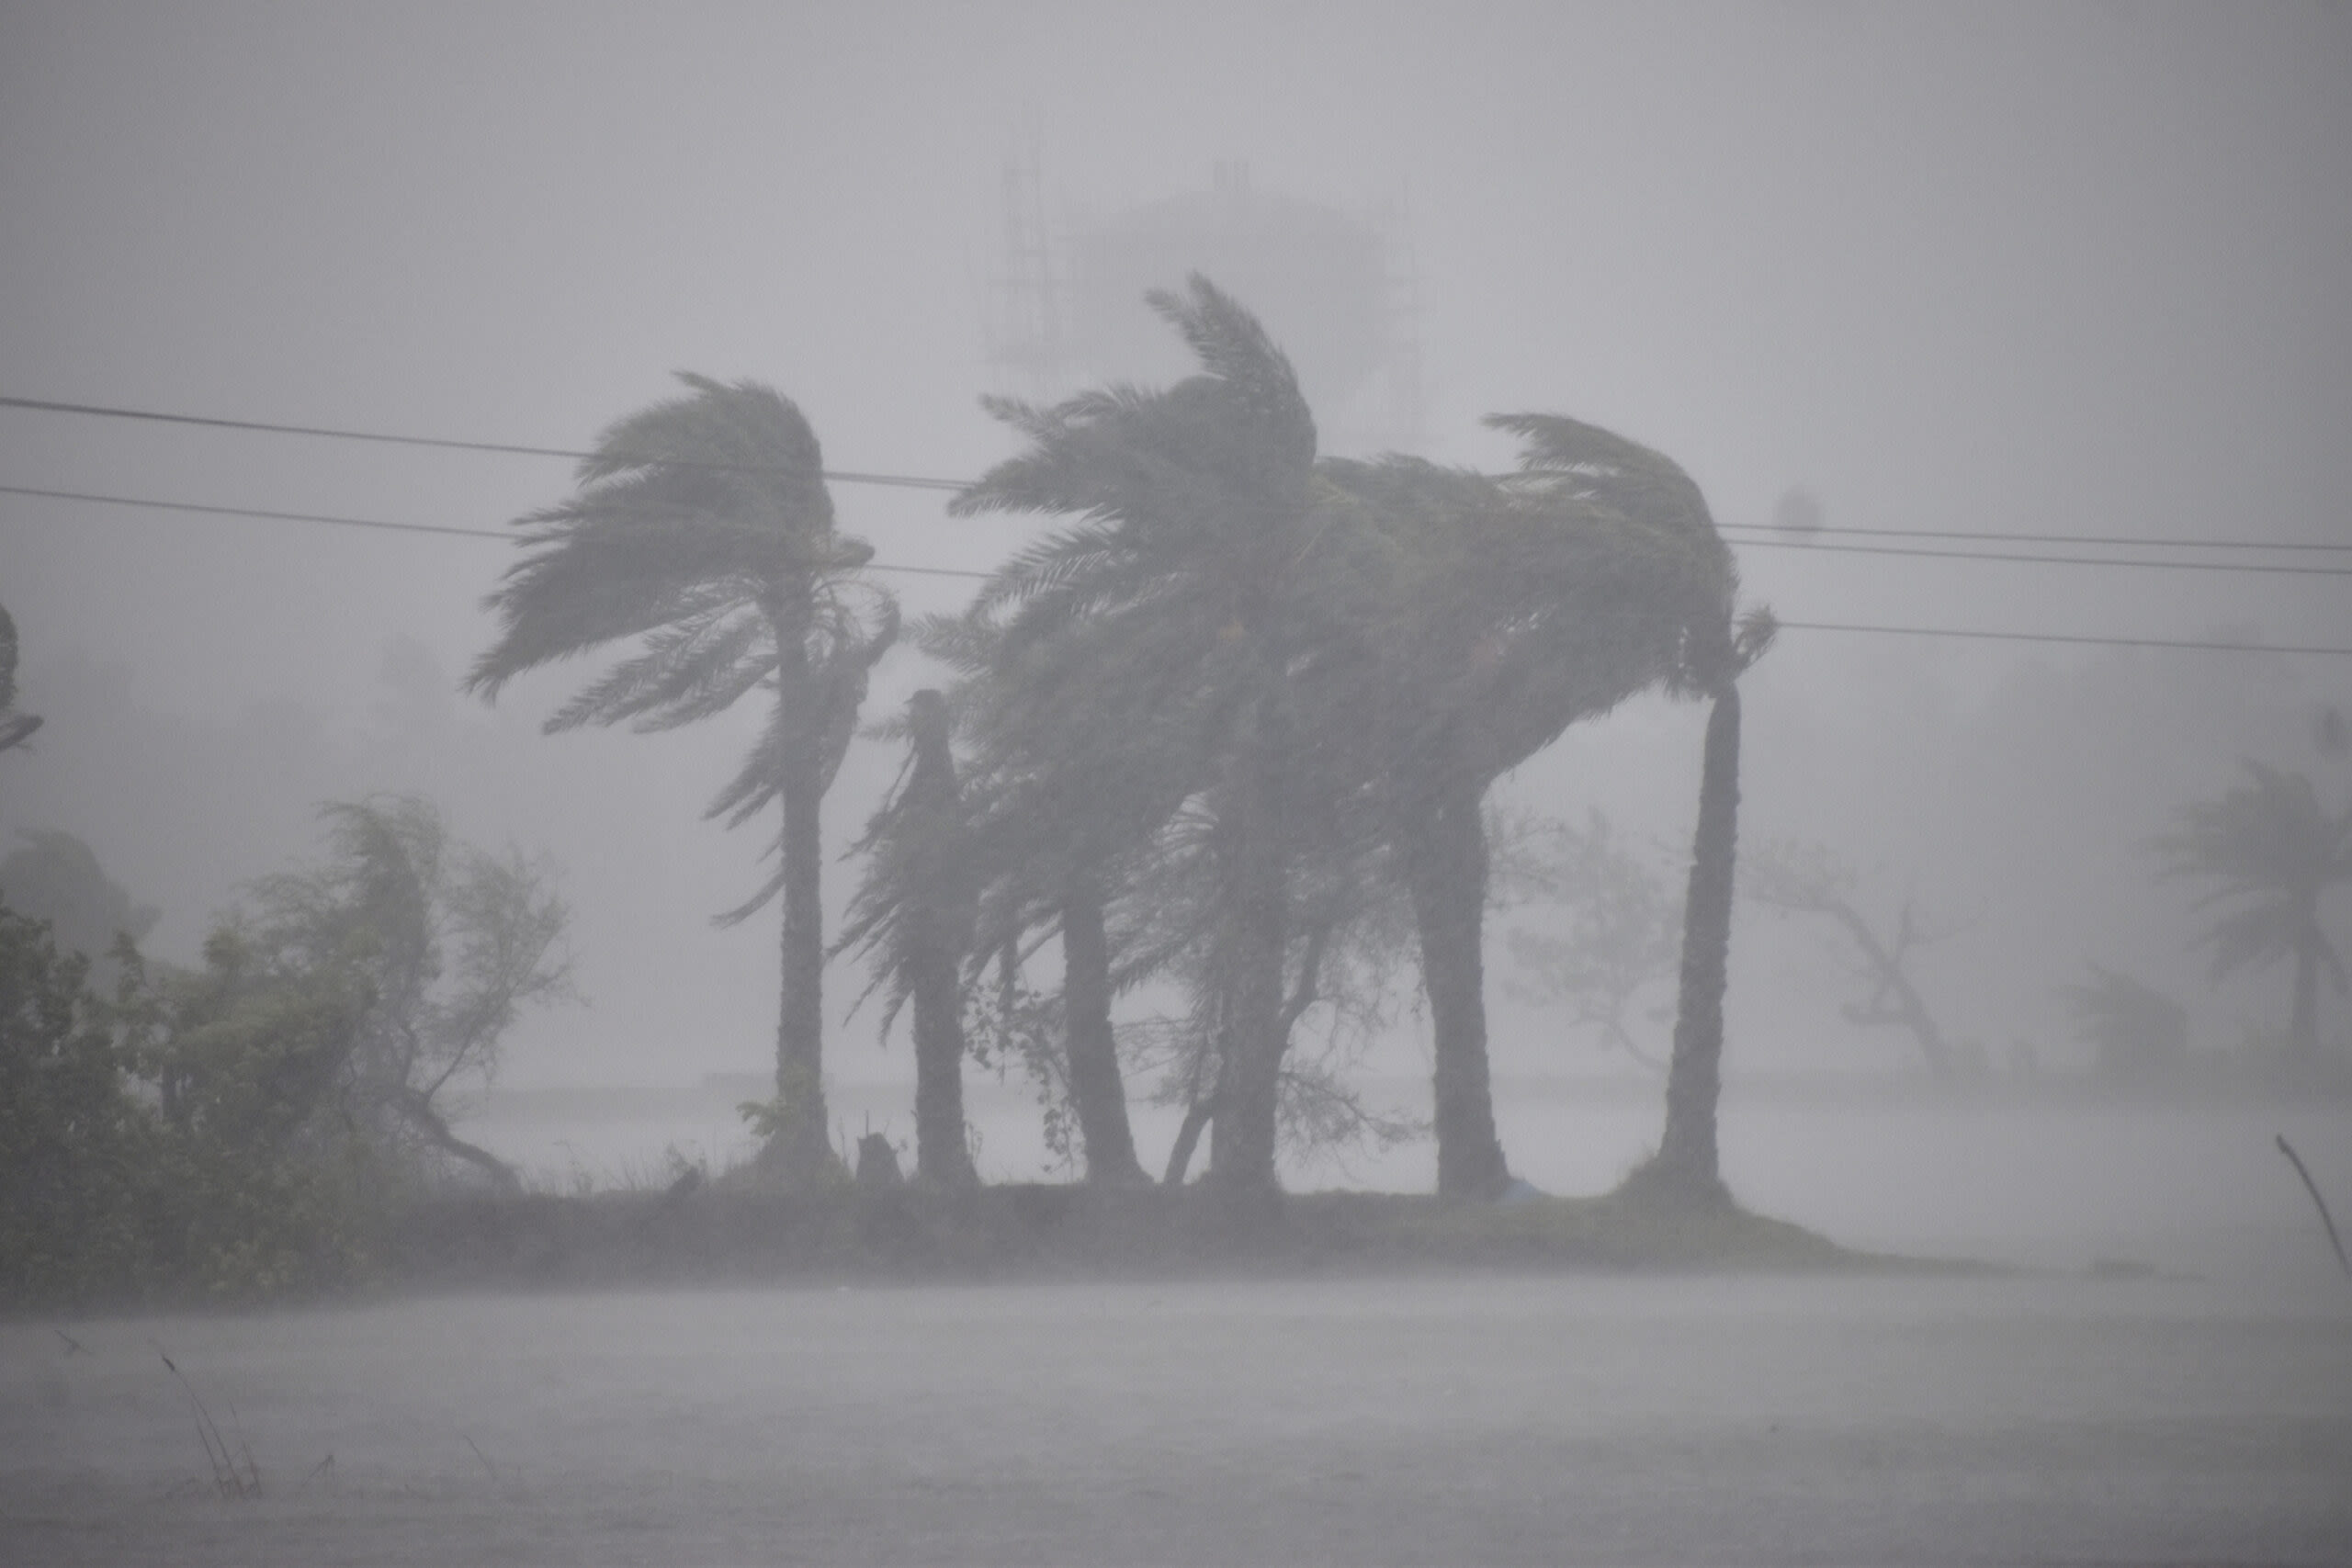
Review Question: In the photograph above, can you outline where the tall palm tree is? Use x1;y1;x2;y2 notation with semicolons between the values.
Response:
1479;416;1770;1205
465;375;896;1181
951;276;1324;1210
2155;761;2352;1072
1635;607;1774;1202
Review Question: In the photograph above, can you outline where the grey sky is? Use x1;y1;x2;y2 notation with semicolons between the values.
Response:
1;2;2346;1089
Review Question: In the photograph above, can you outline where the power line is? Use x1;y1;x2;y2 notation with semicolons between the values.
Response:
9;475;2346;592
0;482;994;580
1773;620;2352;658
0;394;968;492
6;480;2347;659
6;390;2348;558
1728;533;2352;578
1716;519;2350;556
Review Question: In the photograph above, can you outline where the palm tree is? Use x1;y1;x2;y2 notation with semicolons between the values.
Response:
1478;416;1767;1206
465;375;897;1180
2155;761;2352;1073
913;609;1189;1186
1317;443;1730;1201
950;276;1324;1210
837;689;978;1187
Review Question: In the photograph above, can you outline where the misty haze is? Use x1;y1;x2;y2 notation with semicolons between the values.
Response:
2;5;2347;1564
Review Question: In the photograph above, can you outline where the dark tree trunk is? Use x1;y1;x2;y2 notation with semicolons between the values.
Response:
1060;874;1148;1186
769;705;835;1184
2290;930;2320;1071
1208;681;1291;1213
1404;773;1510;1204
909;944;975;1185
1164;1093;1214;1187
904;693;976;1187
1638;682;1741;1204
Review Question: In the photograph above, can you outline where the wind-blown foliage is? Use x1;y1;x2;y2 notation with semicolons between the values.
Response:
224;796;574;1190
1313;437;1731;1200
950;276;1327;1207
1490;417;1777;1205
467;375;897;1179
838;691;978;1186
2154;761;2352;1071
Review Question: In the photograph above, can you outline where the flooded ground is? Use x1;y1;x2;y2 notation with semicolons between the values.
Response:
6;1271;2348;1565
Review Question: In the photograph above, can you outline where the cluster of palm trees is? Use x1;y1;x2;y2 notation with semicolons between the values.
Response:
469;279;1771;1208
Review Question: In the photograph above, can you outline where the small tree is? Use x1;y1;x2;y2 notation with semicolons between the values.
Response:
1746;838;1966;1079
203;795;574;1190
1501;810;1681;1071
0;908;159;1304
2058;963;2188;1087
2154;761;2352;1074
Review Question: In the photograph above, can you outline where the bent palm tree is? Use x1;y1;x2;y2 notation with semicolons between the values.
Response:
2155;761;2352;1073
465;375;897;1180
952;276;1323;1210
1318;442;1729;1201
1480;417;1768;1205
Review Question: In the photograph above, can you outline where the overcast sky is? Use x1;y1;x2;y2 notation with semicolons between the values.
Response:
1;2;2346;1091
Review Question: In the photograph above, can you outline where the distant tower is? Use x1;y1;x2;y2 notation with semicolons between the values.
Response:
982;125;1073;400
984;152;1426;451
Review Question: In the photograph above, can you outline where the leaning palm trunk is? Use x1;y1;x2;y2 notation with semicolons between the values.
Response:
1642;682;1742;1201
1060;874;1148;1184
1405;773;1511;1203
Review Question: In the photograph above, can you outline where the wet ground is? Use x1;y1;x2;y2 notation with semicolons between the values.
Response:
6;1270;2347;1565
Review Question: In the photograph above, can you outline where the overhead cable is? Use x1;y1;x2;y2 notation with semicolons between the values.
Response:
6;391;2346;557
5;481;2346;658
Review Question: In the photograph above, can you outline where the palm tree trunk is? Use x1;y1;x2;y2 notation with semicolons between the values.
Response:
1208;681;1291;1213
1641;682;1742;1203
905;698;977;1188
909;941;977;1186
1061;874;1148;1185
1405;773;1510;1204
772;721;834;1183
2291;931;2320;1071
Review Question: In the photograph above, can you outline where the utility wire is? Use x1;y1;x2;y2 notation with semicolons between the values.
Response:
1727;534;2351;578
6;481;2347;659
6;390;2347;557
1773;621;2352;658
0;394;968;492
1715;520;2351;556
0;483;995;579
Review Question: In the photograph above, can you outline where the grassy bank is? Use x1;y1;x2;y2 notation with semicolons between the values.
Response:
378;1181;1925;1292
